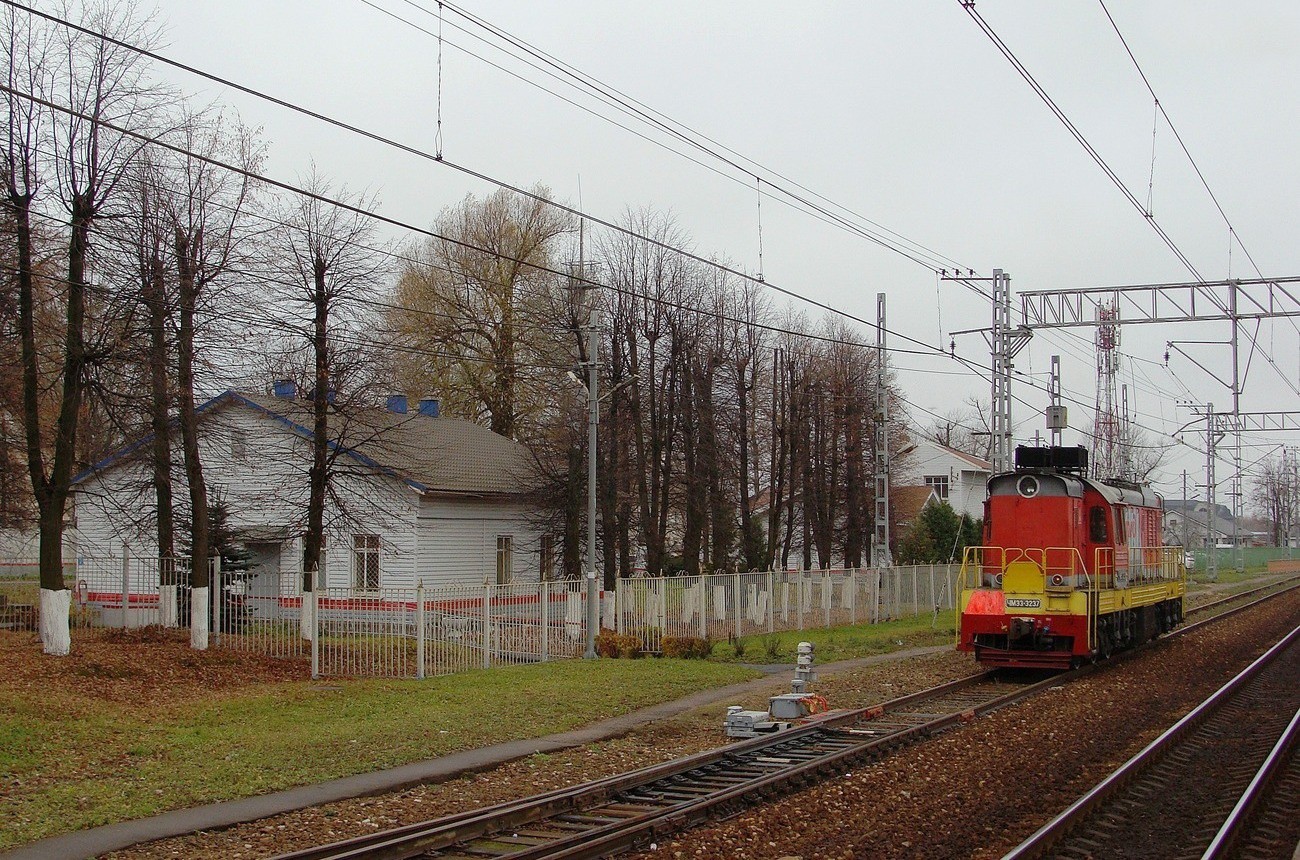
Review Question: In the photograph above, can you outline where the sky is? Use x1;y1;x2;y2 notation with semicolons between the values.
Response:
77;0;1300;501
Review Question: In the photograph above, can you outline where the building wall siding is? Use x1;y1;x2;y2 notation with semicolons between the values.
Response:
70;405;533;590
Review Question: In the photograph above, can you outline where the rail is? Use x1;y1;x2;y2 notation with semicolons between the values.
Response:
1002;622;1300;859
269;671;1060;860
1200;705;1300;859
270;582;1299;860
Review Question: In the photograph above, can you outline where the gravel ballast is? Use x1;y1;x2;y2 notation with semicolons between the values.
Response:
106;585;1298;860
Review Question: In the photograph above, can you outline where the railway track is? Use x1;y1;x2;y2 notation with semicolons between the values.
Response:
1004;623;1300;860
1220;708;1300;860
271;581;1299;860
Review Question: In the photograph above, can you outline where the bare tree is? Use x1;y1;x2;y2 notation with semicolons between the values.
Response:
160;107;261;648
1251;453;1295;546
277;169;386;621
926;396;995;461
3;1;160;654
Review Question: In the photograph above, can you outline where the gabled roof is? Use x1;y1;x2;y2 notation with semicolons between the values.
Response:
930;439;993;471
891;484;940;524
74;390;540;497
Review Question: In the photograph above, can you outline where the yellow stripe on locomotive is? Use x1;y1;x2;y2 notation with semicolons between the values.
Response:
956;445;1187;669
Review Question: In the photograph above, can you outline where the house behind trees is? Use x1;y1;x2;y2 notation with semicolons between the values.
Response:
70;385;549;590
898;437;992;523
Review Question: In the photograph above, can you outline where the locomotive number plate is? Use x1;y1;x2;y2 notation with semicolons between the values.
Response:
1005;598;1042;608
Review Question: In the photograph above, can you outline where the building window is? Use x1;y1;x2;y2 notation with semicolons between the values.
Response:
539;535;555;580
924;475;950;500
496;535;513;585
353;534;380;590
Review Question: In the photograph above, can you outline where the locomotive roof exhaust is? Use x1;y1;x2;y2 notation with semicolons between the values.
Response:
1015;445;1089;475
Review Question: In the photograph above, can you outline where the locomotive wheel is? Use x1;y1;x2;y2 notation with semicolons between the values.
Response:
1096;617;1113;660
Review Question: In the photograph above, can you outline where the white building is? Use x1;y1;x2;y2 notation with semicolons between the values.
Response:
71;387;550;592
896;438;992;522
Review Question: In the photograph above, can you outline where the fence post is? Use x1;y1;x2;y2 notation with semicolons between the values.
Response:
310;569;320;680
850;569;858;625
615;578;624;636
766;570;775;633
540;579;549;663
823;570;831;628
120;546;131;629
797;570;805;631
415;580;426;680
911;565;919;617
870;568;880;625
212;557;222;645
483;579;492;669
697;574;707;639
732;573;742;641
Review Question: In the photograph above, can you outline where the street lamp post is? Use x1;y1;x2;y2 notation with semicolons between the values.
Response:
583;310;599;659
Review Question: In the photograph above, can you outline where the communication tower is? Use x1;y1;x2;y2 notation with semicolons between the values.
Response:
1092;301;1121;479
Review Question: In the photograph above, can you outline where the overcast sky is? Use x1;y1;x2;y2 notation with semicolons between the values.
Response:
117;0;1300;499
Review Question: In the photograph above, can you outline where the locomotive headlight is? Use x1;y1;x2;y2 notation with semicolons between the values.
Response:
1051;574;1064;586
1017;475;1040;498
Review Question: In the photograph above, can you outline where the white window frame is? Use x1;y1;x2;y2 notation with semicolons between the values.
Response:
496;535;514;585
924;474;950;500
352;534;380;591
539;534;555;580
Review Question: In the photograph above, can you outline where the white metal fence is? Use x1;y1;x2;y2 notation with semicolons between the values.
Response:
2;557;957;678
220;568;592;678
615;566;958;653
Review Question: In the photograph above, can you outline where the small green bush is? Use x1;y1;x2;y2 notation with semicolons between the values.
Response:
662;636;713;659
762;633;782;659
729;634;747;660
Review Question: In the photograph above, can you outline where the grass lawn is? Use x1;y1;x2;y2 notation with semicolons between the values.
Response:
711;610;958;664
0;631;758;849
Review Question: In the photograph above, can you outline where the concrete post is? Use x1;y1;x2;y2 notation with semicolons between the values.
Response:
415;580;426;680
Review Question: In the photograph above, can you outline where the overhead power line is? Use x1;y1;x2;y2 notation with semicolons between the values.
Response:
0;0;994;343
1096;0;1266;281
959;0;1204;281
7;0;1229;451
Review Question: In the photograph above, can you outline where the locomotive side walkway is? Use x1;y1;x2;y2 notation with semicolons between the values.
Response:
0;645;948;860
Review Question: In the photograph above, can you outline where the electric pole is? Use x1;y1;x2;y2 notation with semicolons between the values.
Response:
872;292;891;571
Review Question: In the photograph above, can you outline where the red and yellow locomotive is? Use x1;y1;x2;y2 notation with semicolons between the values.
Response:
957;445;1185;668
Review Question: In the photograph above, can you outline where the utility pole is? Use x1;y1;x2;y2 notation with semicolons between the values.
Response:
570;232;601;660
872;292;891;570
1093;301;1121;479
944;267;1029;473
1046;355;1065;448
991;270;1013;473
583;309;598;658
1181;469;1189;551
1198;403;1219;583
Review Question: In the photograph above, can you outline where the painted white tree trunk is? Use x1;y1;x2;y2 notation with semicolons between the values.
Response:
159;585;179;628
39;588;71;655
190;586;209;650
299;593;314;641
